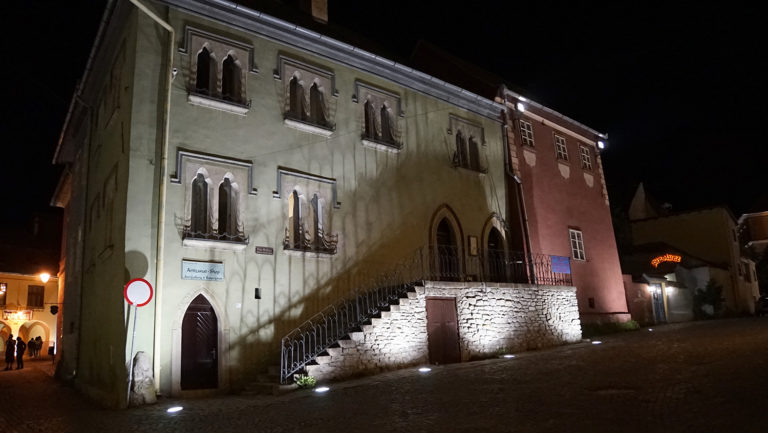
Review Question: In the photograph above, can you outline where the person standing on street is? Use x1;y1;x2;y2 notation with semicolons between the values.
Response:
15;336;26;369
28;338;36;358
4;334;15;370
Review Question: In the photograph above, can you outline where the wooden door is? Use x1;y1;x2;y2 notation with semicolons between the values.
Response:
181;295;218;390
426;297;461;364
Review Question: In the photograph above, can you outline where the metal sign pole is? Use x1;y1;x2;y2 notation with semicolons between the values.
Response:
126;304;138;405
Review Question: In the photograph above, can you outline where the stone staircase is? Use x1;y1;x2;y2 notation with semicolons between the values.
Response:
302;289;427;382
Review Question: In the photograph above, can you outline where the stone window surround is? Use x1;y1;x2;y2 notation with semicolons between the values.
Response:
353;80;404;152
579;145;593;171
273;167;340;256
180;26;258;116
554;133;569;162
274;55;337;136
448;115;487;174
569;228;586;261
171;150;257;251
519;119;535;147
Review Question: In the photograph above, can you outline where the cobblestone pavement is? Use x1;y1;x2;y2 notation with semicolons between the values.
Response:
2;318;768;432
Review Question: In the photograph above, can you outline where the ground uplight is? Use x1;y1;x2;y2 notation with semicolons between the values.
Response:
418;367;432;373
167;406;183;413
315;386;330;393
502;354;515;359
591;341;602;345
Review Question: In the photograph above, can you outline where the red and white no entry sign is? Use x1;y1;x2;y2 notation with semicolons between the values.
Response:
124;278;153;307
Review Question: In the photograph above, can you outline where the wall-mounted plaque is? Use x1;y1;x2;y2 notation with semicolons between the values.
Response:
182;260;225;281
255;246;274;255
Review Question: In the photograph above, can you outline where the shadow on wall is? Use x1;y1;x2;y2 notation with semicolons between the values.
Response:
225;136;500;381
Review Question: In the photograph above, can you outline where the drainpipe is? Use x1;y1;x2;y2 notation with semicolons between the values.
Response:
127;0;174;394
500;95;535;283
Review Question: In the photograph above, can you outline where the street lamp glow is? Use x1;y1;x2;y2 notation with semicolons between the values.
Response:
166;406;183;413
314;386;330;393
418;367;432;373
597;140;606;149
40;273;50;283
516;102;526;112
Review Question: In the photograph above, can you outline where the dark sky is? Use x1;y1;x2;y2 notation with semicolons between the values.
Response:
1;1;765;231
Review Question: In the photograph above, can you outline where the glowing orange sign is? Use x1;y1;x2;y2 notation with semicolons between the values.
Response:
651;253;681;268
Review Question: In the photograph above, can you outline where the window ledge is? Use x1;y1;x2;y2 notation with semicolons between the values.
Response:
362;138;402;153
283;248;336;258
188;93;249;116
454;166;487;176
183;237;249;251
284;118;334;137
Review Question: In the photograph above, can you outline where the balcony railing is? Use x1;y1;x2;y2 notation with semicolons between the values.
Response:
182;226;248;244
283;225;338;255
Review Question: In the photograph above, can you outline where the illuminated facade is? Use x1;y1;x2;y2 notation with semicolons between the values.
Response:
0;272;58;356
51;0;623;406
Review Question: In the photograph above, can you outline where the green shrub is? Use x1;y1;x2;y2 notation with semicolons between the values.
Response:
293;374;317;389
581;320;639;338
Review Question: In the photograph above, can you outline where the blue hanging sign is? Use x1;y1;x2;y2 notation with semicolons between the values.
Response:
551;256;571;274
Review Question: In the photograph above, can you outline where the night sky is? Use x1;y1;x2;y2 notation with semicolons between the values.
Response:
1;1;765;231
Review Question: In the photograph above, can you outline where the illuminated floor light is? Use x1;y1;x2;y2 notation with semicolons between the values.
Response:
648;328;654;332
591;341;602;345
418;367;432;373
167;406;183;413
502;354;515;359
315;386;330;393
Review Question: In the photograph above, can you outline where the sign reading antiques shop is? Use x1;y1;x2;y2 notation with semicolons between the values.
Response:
182;260;225;281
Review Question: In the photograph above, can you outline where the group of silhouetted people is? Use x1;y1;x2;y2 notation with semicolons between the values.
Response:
4;334;44;370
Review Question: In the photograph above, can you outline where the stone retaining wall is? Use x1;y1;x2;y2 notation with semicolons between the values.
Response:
306;281;581;381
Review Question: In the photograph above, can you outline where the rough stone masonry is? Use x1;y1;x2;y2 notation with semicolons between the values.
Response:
306;281;582;381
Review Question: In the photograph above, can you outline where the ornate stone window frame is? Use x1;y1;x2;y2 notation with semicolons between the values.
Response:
352;80;404;152
180;26;258;116
448;115;487;174
274;55;337;136
171;150;256;250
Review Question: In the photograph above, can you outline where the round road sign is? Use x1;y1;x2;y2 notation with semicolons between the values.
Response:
124;278;153;307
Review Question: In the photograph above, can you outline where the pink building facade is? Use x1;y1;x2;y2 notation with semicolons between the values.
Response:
500;88;630;324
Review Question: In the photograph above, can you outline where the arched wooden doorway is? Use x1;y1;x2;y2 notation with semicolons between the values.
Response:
181;295;218;390
486;227;506;282
436;218;459;280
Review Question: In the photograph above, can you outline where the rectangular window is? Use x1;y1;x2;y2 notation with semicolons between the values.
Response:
579;145;593;171
554;134;568;161
519;119;535;147
0;282;6;306
27;285;45;309
569;229;585;261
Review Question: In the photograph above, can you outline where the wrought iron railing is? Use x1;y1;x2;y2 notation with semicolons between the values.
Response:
182;226;248;244
283;225;338;255
279;246;572;383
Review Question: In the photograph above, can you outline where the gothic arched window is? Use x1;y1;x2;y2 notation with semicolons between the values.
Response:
455;131;469;168
196;47;215;95
221;55;241;103
364;100;376;140
380;105;394;144
190;173;209;235
218;177;237;238
468;136;481;171
288;77;305;121
309;83;327;126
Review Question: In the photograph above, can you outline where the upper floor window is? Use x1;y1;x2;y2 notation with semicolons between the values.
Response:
569;229;585;261
173;151;256;250
277;56;336;136
579;145;593;171
27;285;45;309
554;134;568;161
183;27;254;115
0;282;6;306
449;116;486;173
355;81;403;151
519;119;535;147
284;189;338;254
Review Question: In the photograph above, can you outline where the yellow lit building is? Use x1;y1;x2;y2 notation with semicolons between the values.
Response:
0;272;58;355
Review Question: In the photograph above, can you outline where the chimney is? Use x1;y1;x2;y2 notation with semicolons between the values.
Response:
300;0;327;23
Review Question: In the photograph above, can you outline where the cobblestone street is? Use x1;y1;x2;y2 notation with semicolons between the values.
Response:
2;318;767;432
